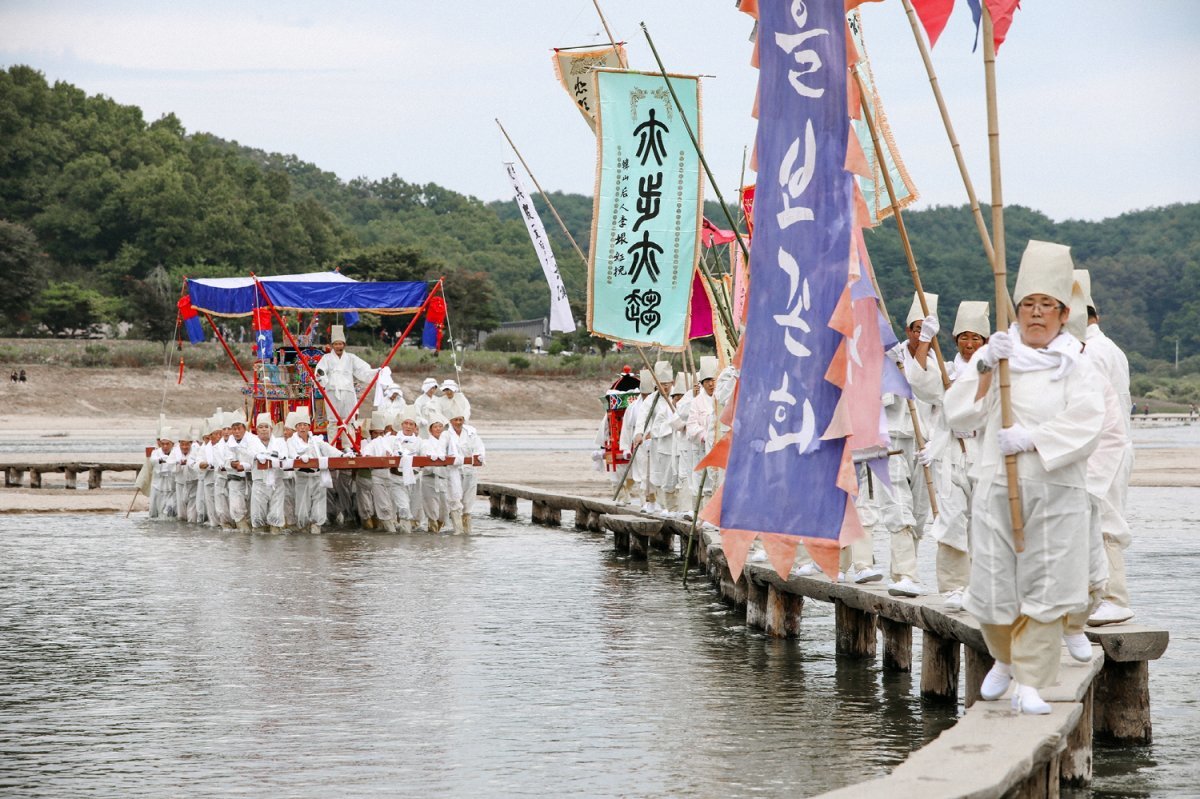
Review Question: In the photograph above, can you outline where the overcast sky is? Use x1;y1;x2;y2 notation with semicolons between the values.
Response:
2;0;1198;222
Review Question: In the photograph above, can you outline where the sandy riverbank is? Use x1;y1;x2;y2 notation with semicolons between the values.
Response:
1;367;1195;513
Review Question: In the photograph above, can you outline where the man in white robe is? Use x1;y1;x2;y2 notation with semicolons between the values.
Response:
314;325;375;448
285;408;341;534
445;395;486;534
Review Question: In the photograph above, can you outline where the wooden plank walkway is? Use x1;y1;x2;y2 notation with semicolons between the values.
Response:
476;482;1169;799
3;461;141;489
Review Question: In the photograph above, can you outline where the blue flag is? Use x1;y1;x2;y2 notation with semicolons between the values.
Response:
255;328;274;361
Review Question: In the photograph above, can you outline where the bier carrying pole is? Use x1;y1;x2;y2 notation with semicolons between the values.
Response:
983;8;1025;552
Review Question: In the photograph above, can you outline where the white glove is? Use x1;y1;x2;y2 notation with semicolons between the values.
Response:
980;331;1013;368
998;423;1036;454
918;314;939;342
916;444;935;466
886;341;907;366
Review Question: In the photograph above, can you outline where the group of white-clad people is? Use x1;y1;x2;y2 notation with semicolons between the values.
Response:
147;325;485;535
612;241;1135;716
600;355;729;518
832;240;1134;715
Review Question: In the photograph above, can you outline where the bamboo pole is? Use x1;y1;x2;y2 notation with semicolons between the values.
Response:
851;67;952;391
862;244;939;517
634;346;676;412
639;23;749;265
495;119;590;273
591;0;628;68
612;389;661;503
982;8;1025;552
681;468;709;585
899;0;1016;322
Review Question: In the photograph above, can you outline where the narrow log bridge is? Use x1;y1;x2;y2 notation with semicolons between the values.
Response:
477;482;1169;799
3;462;141;490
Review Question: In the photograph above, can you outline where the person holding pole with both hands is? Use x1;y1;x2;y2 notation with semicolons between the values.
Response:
945;241;1105;715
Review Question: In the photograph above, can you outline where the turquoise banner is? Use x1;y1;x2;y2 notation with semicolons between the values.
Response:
587;69;702;349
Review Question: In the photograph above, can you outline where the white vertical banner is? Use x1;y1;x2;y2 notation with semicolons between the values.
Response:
504;162;576;333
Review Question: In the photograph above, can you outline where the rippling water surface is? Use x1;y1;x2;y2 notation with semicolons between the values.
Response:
1;488;1196;797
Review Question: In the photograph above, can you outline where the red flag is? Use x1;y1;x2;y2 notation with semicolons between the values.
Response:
985;0;1021;51
740;185;755;238
688;271;714;339
700;217;736;248
252;306;272;331
910;0;955;47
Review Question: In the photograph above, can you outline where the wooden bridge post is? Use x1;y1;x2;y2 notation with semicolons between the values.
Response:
29;468;42;489
1061;682;1095;786
718;562;748;608
629;531;648;559
1093;659;1152;744
745;579;767;630
835;600;877;659
920;631;960;703
879;617;913;672
6;466;22;487
964;646;995;708
88;467;103;490
489;494;503;517
574;504;589;530
64;467;77;489
765;584;803;638
501;495;517;520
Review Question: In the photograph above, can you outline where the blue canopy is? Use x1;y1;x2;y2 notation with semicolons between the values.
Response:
187;272;428;317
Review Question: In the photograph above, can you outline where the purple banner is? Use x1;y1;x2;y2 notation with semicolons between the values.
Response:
721;0;852;540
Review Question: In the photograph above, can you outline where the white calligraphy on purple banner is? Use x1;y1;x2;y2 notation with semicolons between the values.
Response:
721;0;852;540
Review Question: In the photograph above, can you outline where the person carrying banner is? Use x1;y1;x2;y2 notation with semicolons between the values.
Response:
945;240;1105;715
617;369;655;507
643;360;676;515
686;358;722;505
906;300;991;610
879;292;938;598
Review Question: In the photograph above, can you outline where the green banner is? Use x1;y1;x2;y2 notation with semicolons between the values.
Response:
587;69;702;349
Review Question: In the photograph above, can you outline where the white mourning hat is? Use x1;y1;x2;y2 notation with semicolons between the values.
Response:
952;301;991;339
1014;240;1075;306
905;291;939;328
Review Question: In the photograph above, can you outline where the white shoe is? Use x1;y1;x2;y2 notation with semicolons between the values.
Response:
887;578;926;597
1063;633;1093;662
640;503;655;514
1012;683;1051;715
747;548;769;563
1087;600;1134;626
943;588;965;612
836;571;845;583
980;662;1012;700
792;563;822;577
848;567;883;584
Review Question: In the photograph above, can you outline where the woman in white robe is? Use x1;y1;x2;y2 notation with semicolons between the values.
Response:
945;241;1105;715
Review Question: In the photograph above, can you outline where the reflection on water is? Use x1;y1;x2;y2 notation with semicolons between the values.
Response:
0;488;1195;797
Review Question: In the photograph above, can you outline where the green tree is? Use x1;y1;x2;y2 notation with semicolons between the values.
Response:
34;282;108;336
0;219;50;331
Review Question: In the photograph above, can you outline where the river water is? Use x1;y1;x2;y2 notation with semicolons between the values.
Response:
1;484;1197;796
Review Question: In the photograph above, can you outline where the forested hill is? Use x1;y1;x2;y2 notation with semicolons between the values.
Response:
1;65;1197;369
